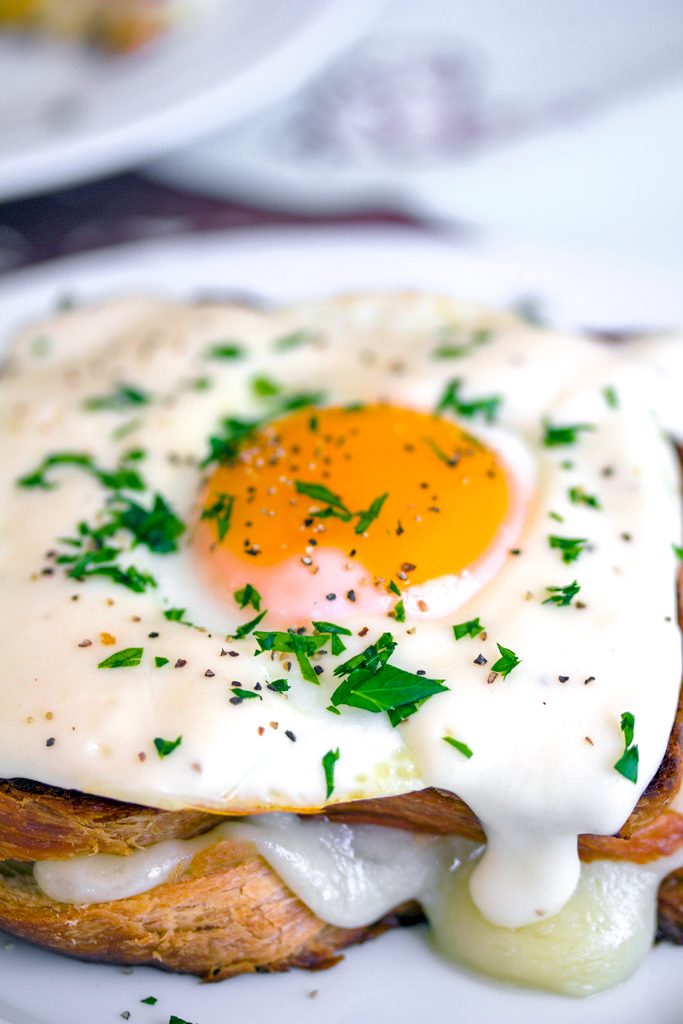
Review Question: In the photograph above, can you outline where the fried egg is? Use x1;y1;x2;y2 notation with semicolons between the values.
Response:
1;292;682;991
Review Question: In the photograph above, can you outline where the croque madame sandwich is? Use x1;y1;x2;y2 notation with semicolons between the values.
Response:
1;293;683;996
0;0;203;51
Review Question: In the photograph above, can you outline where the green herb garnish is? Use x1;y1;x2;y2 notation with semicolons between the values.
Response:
568;486;601;510
295;481;353;522
322;747;340;798
201;492;234;543
273;328;316;351
435;378;502;423
232;609;268;640
330;632;447;725
614;711;639;783
452;617;484;640
205;341;245;360
443;735;473;759
312;620;353;656
268;679;290;693
603;385;619;409
98;647;143;669
164;607;187;622
490;643;521;678
543;580;581;607
355;492;388;534
542;419;595;447
154;736;182;758
230;688;262;701
154;656;169;668
549;534;588;563
234;583;261;612
254;629;327;685
140;996;158;1005
251;375;281;398
82;383;150;412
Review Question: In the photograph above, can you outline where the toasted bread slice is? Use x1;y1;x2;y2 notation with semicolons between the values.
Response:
0;838;421;980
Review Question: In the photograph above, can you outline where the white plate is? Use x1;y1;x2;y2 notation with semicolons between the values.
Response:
0;0;386;201
0;225;682;1024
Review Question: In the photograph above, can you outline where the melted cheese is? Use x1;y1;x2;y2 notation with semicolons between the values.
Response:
1;294;682;959
30;814;683;996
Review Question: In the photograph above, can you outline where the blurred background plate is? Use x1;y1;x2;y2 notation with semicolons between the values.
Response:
149;0;683;268
0;0;387;202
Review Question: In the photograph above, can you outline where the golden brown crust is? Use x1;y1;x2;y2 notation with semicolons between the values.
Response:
0;838;421;980
0;778;218;860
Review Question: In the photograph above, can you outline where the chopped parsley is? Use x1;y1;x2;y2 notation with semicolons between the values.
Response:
603;385;619;409
201;415;260;468
490;643;521;678
614;711;639;783
205;341;245;360
234;582;261;612
542;419;595;447
154;656;169;668
200;492;234;543
98;647;143;669
140;996;158;1005
322;747;340;798
312;620;353;656
116;493;185;553
267;679;290;693
154;736;182;758
432;326;491;359
443;735;473;759
17;451;144;492
254;629;327;685
273;328;317;351
543;580;581;607
169;1016;194;1024
231;609;268;639
295;481;388;534
672;544;683;561
295;481;352;521
548;534;588;563
452;617;485;640
329;632;447;725
82;383;150;412
230;687;262;701
392;598;406;623
568;486;601;510
435;378;502;423
164;607;187;622
251;375;281;398
355;492;388;534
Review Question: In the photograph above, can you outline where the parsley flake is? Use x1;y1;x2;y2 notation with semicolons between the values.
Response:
603;385;619;409
436;378;502;423
543;580;581;607
201;492;234;543
231;609;268;640
82;383;150;412
672;544;683;561
164;607;187;622
295;481;353;522
254;630;327;685
568;486;601;510
490;643;521;678
154;736;182;758
549;534;588;563
251;375;281;398
140;996;158;1005
614;711;639;783
98;647;143;669
312;620;353;656
154;656;169;668
443;735;473;759
330;632;447;725
230;687;262;701
322;748;340;798
234;583;261;612
453;617;484;640
542;419;595;447
355;492;388;534
205;341;245;360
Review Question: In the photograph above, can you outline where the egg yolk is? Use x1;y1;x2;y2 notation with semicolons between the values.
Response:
193;404;520;622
